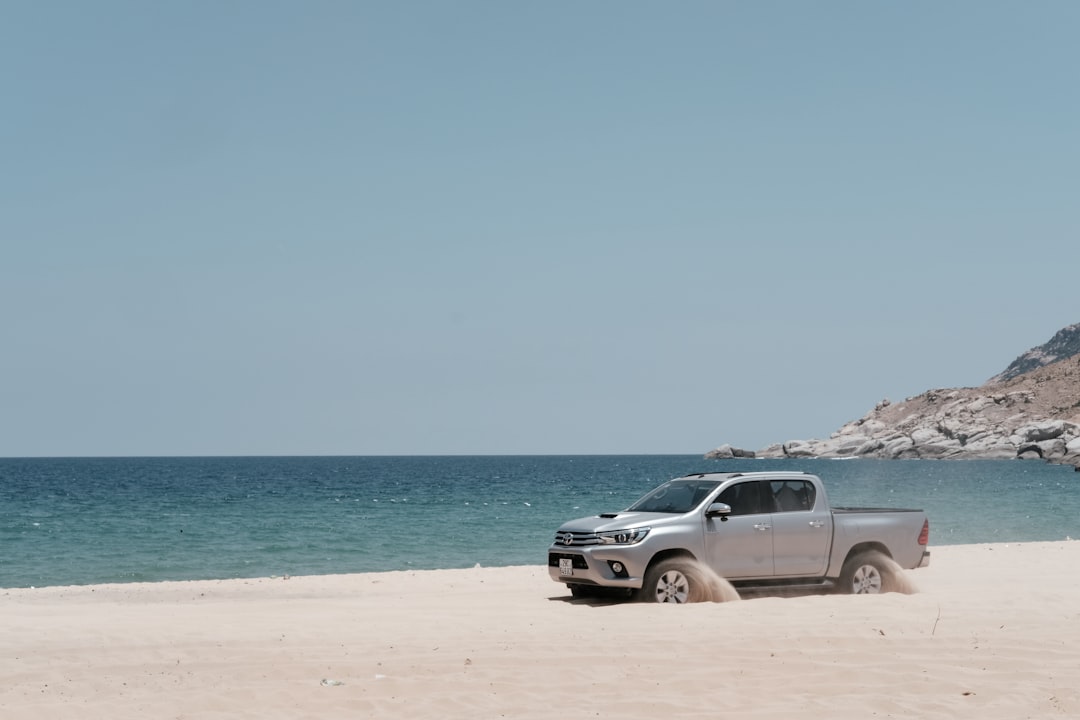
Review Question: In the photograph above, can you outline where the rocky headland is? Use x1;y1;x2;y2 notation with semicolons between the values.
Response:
707;322;1080;469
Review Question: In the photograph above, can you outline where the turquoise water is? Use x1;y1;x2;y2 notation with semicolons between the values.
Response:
2;455;1078;588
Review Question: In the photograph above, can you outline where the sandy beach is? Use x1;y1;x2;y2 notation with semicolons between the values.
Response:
3;542;1079;719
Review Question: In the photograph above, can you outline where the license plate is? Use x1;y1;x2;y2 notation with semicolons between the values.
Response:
559;558;574;577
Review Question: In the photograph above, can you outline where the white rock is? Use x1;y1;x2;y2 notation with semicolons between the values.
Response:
1016;420;1066;442
910;427;942;444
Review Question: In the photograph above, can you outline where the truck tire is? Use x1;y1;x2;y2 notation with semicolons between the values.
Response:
838;551;896;594
640;559;707;604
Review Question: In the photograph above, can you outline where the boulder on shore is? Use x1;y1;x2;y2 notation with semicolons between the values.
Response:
704;444;756;460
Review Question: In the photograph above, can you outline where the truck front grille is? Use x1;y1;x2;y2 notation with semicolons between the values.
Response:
552;531;601;547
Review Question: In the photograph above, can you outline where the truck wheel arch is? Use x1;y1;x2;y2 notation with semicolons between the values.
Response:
644;548;698;573
640;549;698;586
842;542;892;566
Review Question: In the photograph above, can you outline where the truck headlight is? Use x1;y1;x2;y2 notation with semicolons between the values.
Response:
597;527;650;545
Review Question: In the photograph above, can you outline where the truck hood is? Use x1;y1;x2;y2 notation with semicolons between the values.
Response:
555;511;680;533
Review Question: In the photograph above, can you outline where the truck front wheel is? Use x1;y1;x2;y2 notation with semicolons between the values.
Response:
640;559;704;603
839;551;895;594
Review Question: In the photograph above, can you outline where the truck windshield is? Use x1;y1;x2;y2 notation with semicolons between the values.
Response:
626;479;723;514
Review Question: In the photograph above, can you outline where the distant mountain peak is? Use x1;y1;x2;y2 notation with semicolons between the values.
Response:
987;322;1080;384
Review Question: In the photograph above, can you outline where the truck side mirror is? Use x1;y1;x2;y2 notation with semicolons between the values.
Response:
706;502;732;521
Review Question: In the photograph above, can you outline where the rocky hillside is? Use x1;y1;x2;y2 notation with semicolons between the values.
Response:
988;322;1080;383
708;323;1080;468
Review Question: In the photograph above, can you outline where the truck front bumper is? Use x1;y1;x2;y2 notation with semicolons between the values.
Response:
547;546;647;590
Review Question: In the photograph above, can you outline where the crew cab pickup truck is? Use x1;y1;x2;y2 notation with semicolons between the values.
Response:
548;471;930;603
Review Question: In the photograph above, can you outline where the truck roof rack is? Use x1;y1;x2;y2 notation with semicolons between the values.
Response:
685;470;806;479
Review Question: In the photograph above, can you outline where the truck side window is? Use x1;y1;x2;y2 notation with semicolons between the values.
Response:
717;481;769;516
771;480;816;512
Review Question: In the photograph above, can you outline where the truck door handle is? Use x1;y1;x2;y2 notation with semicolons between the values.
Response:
808;520;825;528
753;523;771;532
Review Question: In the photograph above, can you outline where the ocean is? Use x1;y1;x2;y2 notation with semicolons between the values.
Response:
2;455;1079;589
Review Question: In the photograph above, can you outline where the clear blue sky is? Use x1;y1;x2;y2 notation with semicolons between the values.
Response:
2;2;1077;457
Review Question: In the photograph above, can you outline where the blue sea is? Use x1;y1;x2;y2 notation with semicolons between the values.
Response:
3;455;1079;589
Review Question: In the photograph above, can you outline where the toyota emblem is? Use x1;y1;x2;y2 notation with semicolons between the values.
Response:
561;532;574;546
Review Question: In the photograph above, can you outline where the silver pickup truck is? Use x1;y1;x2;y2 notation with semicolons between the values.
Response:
548;470;930;603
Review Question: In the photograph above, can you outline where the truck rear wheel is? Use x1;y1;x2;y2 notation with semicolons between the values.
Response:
640;559;706;604
839;551;895;594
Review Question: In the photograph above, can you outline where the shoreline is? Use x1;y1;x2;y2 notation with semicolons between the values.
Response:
0;538;1074;595
3;535;1076;594
4;541;1080;719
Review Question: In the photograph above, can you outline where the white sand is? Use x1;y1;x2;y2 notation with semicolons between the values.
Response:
3;542;1079;719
